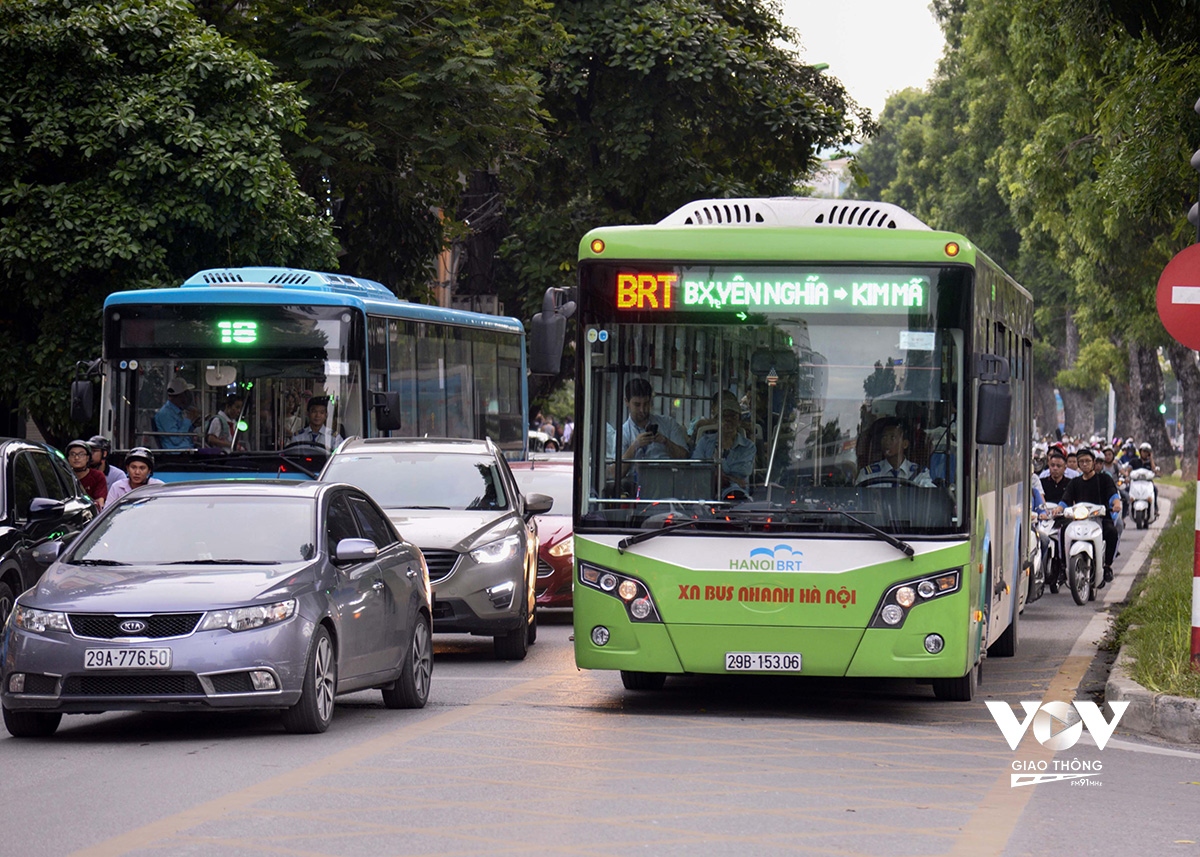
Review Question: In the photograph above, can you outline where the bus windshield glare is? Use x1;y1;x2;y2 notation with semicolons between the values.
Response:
579;264;969;536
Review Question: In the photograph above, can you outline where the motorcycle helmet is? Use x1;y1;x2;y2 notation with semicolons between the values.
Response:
1075;446;1096;461
64;439;92;457
88;434;111;453
1138;442;1152;453
124;447;155;473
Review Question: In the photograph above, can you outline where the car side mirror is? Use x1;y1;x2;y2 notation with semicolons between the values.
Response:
524;492;553;518
28;497;66;523
333;537;379;565
32;540;62;566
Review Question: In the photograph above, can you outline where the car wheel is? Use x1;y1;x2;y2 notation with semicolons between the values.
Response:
526;607;538;646
620;670;666;691
0;580;15;628
3;707;61;738
282;626;337;734
493;609;529;661
382;613;432;709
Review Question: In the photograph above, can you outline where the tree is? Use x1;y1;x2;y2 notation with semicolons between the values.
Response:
199;0;560;296
0;0;337;444
500;0;869;323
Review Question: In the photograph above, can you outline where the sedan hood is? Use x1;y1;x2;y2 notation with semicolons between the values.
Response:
384;509;518;551
29;562;311;612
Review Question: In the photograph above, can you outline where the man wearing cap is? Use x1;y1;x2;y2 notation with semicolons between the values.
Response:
691;397;757;490
154;377;199;449
289;396;344;449
1059;446;1122;585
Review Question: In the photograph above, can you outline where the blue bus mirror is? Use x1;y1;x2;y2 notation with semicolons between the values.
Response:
372;391;401;432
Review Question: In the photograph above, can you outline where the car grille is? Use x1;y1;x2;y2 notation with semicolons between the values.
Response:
68;613;203;640
422;549;460;582
536;558;555;578
209;672;255;694
61;674;204;696
22;674;59;695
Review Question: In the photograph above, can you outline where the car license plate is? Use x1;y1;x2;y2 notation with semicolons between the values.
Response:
725;652;802;672
84;648;172;670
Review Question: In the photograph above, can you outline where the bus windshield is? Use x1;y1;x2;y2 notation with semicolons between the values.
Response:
102;304;363;453
579;264;969;536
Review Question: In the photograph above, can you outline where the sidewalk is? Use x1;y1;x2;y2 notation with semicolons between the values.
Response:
1103;483;1200;743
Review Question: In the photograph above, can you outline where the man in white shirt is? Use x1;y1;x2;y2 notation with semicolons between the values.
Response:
289;396;344;449
856;417;934;487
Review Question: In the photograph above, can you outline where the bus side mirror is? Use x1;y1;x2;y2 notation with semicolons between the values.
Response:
975;354;1011;446
529;288;575;375
372;391;401;432
70;379;95;423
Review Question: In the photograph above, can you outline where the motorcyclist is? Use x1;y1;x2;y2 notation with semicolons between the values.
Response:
1059;446;1121;586
65;439;106;510
87;434;126;489
1040;448;1072;507
107;447;164;502
1039;443;1080;480
1135;441;1160;517
1099;444;1129;520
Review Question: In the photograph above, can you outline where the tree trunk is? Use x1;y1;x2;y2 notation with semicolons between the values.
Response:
1060;312;1093;437
1167;341;1199;477
1128;342;1175;472
1032;376;1058;439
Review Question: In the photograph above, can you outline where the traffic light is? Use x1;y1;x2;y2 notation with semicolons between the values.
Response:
1159;403;1168;414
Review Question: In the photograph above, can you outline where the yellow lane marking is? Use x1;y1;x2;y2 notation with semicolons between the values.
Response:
68;666;577;857
946;653;1094;856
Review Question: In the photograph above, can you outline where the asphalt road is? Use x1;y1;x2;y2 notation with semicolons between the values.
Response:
3;501;1198;857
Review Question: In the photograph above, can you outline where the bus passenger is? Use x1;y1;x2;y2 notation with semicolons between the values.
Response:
206;393;246;451
619;378;689;462
290;396;344;450
691;398;755;490
154;377;199;449
855;417;933;487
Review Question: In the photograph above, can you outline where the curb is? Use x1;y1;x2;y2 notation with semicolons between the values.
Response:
1106;644;1200;744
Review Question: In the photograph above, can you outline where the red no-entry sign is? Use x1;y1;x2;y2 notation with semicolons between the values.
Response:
1157;243;1200;350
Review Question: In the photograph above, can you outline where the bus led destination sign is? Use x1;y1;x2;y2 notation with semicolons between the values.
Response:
615;268;929;314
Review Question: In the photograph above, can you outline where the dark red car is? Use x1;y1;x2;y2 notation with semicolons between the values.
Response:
510;457;573;608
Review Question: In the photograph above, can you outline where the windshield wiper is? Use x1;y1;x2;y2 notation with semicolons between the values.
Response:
832;510;915;559
164;559;280;565
71;558;129;566
618;521;697;553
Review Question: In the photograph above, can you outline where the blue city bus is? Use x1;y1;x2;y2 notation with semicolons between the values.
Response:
92;267;528;479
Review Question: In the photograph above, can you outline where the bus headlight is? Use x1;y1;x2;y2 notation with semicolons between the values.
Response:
579;563;661;623
869;569;961;630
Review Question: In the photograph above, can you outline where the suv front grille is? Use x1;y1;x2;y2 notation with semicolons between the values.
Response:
421;549;460;582
61;674;204;696
68;613;202;640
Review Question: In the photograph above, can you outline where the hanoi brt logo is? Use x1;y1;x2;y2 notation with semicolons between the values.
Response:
985;700;1129;787
729;544;803;571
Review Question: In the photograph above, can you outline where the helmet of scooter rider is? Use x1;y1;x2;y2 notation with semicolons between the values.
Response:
64;439;92;458
1075;446;1096;461
124;447;155;473
1138;442;1152;453
88;435;111;453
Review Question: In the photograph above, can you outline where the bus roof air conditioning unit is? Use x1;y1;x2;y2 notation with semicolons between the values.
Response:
659;198;931;231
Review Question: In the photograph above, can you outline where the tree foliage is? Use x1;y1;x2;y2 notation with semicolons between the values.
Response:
500;0;870;322
0;0;337;444
200;0;561;295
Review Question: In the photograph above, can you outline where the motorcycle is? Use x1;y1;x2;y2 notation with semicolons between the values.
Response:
1036;515;1065;595
1062;502;1108;605
1128;468;1156;530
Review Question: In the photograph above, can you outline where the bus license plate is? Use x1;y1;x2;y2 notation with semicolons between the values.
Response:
724;652;802;672
84;648;172;670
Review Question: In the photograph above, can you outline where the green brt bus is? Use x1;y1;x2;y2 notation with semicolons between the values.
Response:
558;198;1033;701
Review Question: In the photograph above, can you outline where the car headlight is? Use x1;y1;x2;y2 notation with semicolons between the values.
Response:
12;604;70;635
548;536;574;558
199;599;296;633
469;535;521;565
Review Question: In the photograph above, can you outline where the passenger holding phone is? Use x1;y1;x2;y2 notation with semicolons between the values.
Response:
619;378;689;463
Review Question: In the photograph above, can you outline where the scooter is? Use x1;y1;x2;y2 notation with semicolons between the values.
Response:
1062;502;1108;605
1036;515;1065;594
1128;468;1156;530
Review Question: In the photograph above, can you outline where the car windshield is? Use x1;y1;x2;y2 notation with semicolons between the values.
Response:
68;495;315;565
324;451;509;510
511;467;573;514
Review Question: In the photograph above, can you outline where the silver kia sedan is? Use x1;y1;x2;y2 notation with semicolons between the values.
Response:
1;480;432;737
